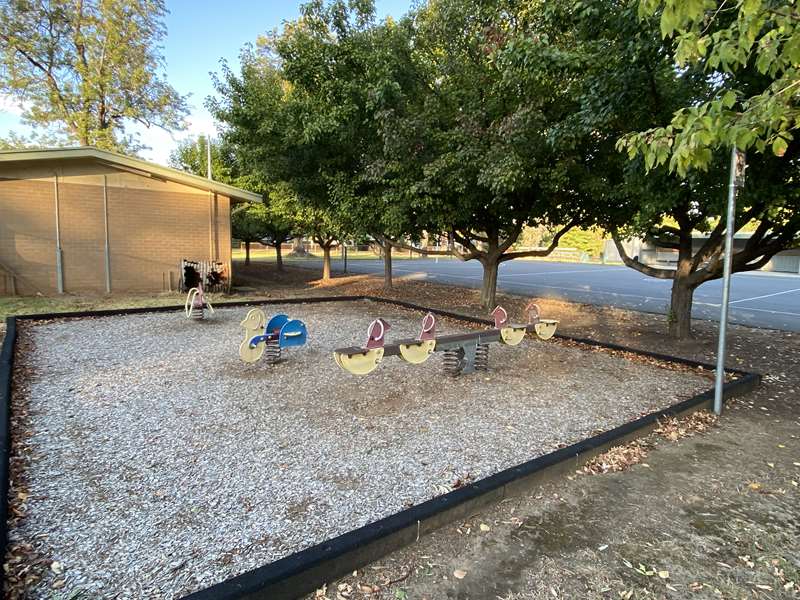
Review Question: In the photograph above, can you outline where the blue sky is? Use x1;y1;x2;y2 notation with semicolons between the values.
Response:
0;0;413;164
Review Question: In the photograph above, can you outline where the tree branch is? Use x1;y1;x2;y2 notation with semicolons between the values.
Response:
0;33;77;132
452;230;484;257
383;237;454;256
500;219;579;261
612;236;675;279
498;221;524;254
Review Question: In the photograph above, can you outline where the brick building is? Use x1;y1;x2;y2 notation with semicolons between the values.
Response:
0;147;261;295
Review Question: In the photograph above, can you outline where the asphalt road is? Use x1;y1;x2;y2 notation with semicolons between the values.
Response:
288;257;800;332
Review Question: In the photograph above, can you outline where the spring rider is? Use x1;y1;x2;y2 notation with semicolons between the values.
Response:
239;308;308;364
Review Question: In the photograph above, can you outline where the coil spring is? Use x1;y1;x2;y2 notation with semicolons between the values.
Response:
443;347;464;376
189;306;204;320
475;343;489;371
263;338;282;364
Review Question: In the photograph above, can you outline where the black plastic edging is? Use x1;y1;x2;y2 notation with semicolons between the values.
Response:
0;297;762;598
0;316;18;592
186;368;760;600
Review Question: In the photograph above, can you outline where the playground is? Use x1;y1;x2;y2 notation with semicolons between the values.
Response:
5;299;723;598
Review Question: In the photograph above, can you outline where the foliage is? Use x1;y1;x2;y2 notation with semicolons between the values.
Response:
169;136;237;182
367;0;616;305
209;0;798;325
0;130;67;149
262;182;300;247
619;0;800;175
547;0;800;338
210;0;616;303
231;202;271;244
559;228;605;258
0;0;188;152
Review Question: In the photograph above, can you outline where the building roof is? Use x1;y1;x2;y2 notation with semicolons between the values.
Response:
0;146;262;203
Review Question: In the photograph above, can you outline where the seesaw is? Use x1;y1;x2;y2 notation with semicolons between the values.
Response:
333;303;559;376
185;283;214;320
239;308;308;364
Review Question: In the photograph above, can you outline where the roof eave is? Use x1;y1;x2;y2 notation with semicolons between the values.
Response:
0;146;263;203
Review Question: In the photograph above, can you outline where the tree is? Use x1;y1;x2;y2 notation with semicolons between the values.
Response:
594;0;800;338
0;0;188;152
270;1;424;290
231;202;271;265
285;202;342;281
262;183;300;272
209;27;353;282
533;0;800;339
372;0;602;308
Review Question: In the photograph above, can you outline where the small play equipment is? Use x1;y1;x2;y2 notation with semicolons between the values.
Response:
398;313;437;364
491;305;527;346
333;318;389;375
185;283;214;320
333;305;559;377
239;308;308;364
526;301;559;340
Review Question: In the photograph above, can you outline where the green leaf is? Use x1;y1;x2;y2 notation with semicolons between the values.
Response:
721;90;737;108
772;137;788;157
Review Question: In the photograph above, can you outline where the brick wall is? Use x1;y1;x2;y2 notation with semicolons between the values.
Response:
0;178;58;295
0;167;233;295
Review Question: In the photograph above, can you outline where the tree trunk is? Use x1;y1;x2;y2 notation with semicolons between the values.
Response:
667;230;697;340
244;241;251;266
289;237;307;257
668;276;695;339
274;242;284;272
322;245;332;281
383;243;393;290
479;258;500;309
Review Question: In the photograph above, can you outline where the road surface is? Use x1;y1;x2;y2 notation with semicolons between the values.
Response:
286;257;800;332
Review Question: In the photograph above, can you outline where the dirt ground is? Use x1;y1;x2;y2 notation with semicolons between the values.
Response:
3;263;799;599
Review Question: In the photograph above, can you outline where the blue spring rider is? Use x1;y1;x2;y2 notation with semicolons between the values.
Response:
239;308;308;364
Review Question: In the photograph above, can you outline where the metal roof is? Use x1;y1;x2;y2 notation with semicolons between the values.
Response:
0;146;262;203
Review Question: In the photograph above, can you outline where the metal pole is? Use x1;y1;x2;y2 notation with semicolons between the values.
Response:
53;173;64;294
102;175;112;293
206;135;212;181
714;147;743;414
343;244;348;273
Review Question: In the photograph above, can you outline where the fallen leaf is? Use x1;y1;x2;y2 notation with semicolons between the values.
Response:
657;570;669;579
453;569;467;579
479;523;490;532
